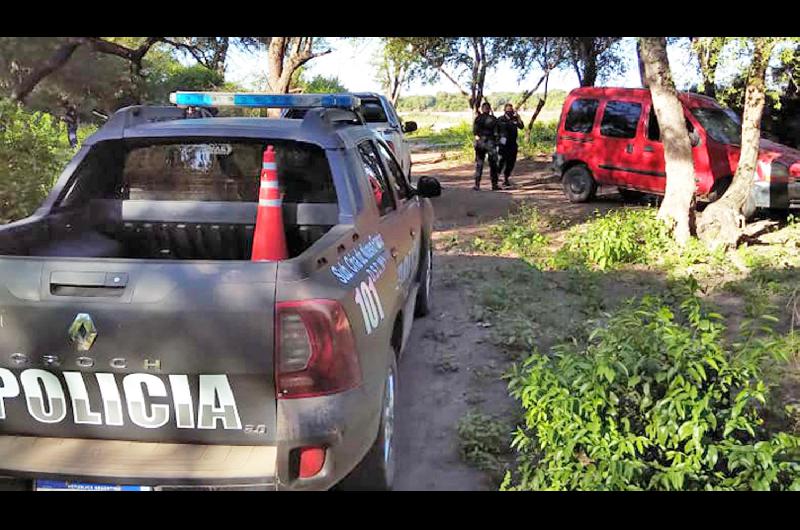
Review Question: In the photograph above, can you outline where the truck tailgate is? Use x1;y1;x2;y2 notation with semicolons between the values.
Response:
0;258;278;446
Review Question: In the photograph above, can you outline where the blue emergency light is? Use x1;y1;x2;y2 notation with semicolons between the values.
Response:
169;92;361;110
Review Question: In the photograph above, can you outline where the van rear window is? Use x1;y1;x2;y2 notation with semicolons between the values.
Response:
600;101;642;139
58;139;337;207
564;98;599;134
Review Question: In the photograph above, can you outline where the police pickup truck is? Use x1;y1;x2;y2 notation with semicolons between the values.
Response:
0;92;441;491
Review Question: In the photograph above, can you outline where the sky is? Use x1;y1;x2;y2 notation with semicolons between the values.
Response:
225;38;705;96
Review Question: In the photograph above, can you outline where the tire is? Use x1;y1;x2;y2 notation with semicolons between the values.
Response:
338;357;397;491
562;165;597;203
414;241;433;318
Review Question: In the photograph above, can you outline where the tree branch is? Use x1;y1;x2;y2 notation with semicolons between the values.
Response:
11;38;84;103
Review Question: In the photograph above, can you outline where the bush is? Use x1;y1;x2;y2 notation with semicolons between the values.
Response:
503;284;800;491
481;204;550;263
0;99;74;224
552;209;672;270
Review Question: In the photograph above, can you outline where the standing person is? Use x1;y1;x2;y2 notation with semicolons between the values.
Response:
472;101;500;191
497;103;524;187
61;98;79;148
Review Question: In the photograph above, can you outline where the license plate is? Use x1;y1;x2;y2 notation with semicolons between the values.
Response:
35;480;152;491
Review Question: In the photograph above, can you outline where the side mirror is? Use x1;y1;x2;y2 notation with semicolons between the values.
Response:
689;131;701;147
416;176;441;198
402;121;418;134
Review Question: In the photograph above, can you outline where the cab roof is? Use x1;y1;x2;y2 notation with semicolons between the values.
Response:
85;106;379;150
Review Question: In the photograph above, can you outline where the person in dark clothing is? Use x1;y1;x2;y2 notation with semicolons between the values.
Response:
472;101;500;191
61;98;79;148
496;103;524;187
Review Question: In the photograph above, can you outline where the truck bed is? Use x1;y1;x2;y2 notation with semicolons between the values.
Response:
0;200;339;261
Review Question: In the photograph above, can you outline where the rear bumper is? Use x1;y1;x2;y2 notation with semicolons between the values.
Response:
752;180;800;209
0;384;381;491
0;436;279;490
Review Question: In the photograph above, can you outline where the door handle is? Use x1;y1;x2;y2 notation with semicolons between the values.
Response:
625;144;634;154
643;145;654;153
50;271;128;297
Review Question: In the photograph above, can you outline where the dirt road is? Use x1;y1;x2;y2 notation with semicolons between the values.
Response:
392;150;631;491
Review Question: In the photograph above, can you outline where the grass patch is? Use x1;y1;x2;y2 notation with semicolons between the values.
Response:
457;410;513;481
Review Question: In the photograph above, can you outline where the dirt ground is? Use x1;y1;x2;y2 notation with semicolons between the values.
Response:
393;150;632;491
393;148;800;491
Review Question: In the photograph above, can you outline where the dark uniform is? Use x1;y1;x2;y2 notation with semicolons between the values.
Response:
473;113;499;190
496;112;524;185
64;105;79;148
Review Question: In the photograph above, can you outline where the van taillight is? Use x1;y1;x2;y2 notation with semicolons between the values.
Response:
387;141;396;154
275;300;361;399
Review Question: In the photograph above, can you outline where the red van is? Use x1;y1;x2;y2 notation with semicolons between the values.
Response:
553;87;800;216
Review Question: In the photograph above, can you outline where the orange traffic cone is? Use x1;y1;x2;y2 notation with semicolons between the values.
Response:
251;145;288;261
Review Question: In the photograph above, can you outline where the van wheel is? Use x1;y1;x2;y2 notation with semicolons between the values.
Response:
338;355;397;491
562;166;597;203
414;242;433;317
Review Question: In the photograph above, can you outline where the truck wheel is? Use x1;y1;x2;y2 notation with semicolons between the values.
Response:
414;242;433;317
339;356;397;491
563;166;597;203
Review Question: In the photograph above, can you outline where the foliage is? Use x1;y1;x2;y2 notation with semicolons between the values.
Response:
503;284;800;490
0;99;74;223
552;209;672;271
141;56;225;105
477;204;551;263
295;74;347;94
457;410;513;477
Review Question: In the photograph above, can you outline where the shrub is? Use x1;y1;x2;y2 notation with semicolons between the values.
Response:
458;410;512;477
503;283;800;491
0;99;74;224
552;209;672;270
488;203;550;263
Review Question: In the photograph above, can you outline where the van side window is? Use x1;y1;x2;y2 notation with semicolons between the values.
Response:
647;107;696;142
564;98;599;134
600;101;642;139
358;141;396;216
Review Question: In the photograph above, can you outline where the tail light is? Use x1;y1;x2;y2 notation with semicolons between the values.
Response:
275;300;361;399
386;140;396;154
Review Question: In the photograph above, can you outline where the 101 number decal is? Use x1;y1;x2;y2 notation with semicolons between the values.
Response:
354;279;385;335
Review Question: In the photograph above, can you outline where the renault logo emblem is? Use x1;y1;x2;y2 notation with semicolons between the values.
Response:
68;313;98;352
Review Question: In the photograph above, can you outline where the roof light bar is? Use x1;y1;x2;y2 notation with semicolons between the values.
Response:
169;92;361;110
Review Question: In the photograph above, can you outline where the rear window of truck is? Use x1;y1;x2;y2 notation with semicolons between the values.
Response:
59;139;337;207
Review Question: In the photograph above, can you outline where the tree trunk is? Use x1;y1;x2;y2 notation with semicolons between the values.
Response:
640;37;696;246
524;71;549;144
11;39;83;103
265;37;332;116
691;37;723;98
581;39;598;87
696;38;776;250
636;40;648;88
